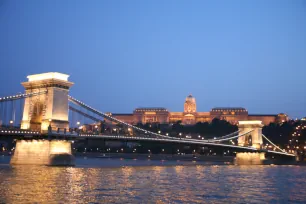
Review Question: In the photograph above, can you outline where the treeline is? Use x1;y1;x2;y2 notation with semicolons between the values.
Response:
263;120;306;148
136;118;238;139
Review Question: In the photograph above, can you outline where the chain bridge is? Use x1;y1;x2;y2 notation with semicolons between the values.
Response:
0;72;295;166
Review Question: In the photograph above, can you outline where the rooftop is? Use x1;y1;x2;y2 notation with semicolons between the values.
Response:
112;113;133;116
27;72;69;82
134;107;168;112
248;114;277;117
211;107;247;111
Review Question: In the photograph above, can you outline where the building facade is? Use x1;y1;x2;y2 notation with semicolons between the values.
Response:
106;95;288;126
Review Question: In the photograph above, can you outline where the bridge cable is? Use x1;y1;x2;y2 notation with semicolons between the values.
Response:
12;100;16;125
0;102;2;126
19;98;24;123
262;134;286;153
69;106;101;123
3;102;7;126
68;96;249;142
210;130;240;140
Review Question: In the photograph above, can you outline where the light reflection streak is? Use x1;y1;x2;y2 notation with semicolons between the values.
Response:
0;160;306;203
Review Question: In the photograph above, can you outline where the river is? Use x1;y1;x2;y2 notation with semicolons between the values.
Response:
0;155;306;203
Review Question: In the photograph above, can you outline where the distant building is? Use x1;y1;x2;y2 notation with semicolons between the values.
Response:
105;95;288;126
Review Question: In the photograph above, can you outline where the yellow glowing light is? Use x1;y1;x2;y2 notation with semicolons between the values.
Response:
238;121;262;125
144;112;156;115
27;72;69;82
50;146;70;154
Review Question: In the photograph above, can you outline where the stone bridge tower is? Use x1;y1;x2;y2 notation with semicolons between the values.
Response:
236;120;265;165
238;121;263;149
20;72;73;132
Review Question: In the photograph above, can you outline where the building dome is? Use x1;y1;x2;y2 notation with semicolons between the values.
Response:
184;94;196;113
277;113;289;123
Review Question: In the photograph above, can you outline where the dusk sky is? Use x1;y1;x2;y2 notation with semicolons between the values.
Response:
0;0;305;118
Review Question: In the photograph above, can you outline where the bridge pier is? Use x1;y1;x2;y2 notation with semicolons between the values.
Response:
235;152;266;165
10;140;75;166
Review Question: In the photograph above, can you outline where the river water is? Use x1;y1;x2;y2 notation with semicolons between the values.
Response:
0;156;306;203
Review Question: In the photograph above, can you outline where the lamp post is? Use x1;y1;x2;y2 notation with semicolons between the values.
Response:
77;121;81;135
95;125;98;134
9;120;14;129
47;119;52;138
48;118;52;129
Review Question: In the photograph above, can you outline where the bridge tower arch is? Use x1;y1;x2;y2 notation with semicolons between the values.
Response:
238;121;263;149
20;72;74;132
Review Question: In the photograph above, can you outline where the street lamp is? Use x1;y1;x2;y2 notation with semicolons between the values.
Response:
94;125;98;134
9;120;14;129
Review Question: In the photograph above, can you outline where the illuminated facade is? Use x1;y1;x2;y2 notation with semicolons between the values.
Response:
11;140;75;166
21;72;74;132
106;94;289;126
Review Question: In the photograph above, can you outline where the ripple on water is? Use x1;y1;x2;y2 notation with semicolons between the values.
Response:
0;157;306;203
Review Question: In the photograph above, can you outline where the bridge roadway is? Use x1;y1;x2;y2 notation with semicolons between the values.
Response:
0;128;295;157
0;129;40;136
75;134;295;157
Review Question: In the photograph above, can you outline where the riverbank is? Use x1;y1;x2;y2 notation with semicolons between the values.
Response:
75;152;234;162
2;152;302;165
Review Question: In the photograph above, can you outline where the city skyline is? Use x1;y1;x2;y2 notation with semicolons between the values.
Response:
0;1;305;118
0;1;306;202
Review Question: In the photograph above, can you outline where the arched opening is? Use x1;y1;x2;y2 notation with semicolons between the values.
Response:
246;134;252;146
30;102;44;131
183;114;195;125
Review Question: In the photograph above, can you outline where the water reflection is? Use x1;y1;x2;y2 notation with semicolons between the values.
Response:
0;158;306;203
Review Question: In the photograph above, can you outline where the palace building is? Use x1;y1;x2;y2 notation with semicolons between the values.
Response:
106;95;288;126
